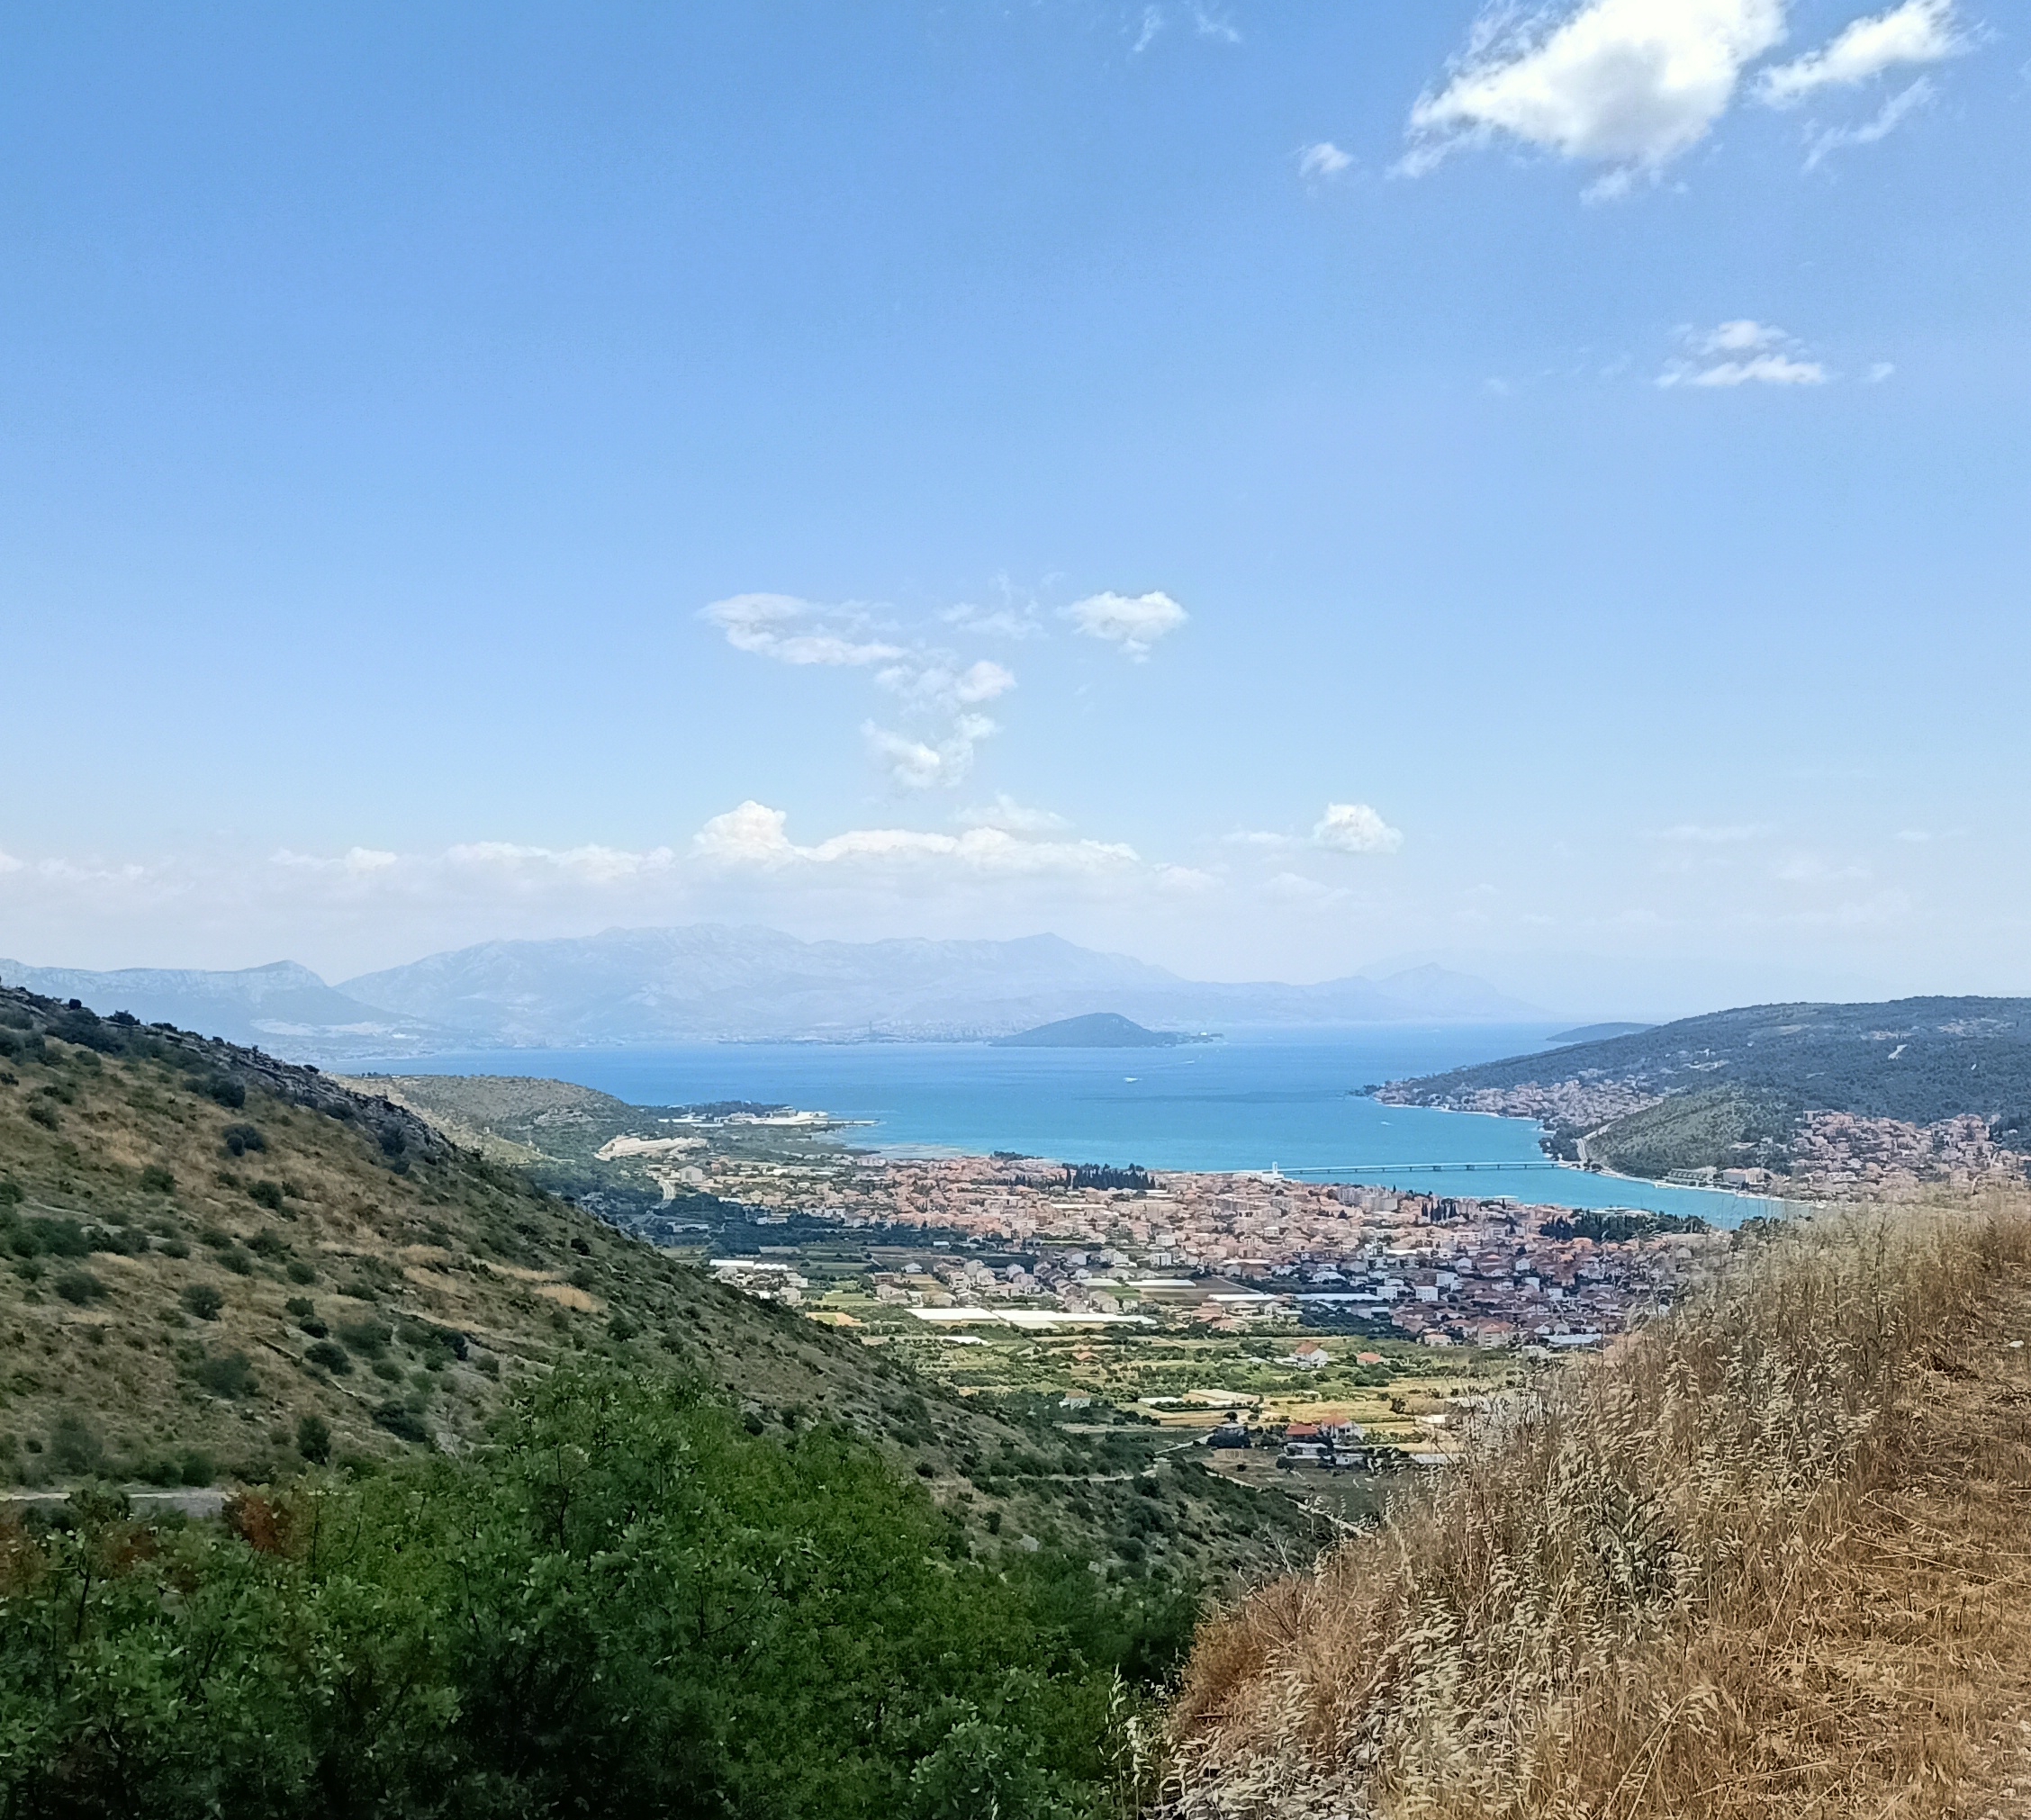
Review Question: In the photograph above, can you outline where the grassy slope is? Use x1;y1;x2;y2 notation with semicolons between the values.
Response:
1163;1202;2031;1820
0;988;1307;1580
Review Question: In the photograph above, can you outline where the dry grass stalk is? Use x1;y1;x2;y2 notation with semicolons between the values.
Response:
1165;1202;2031;1819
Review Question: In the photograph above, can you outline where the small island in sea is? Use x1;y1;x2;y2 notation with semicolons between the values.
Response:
991;1011;1212;1049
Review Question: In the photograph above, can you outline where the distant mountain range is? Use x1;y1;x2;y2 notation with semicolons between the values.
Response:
1;925;1546;1061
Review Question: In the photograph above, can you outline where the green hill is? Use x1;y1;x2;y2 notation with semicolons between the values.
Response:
1381;996;2031;1178
0;986;1305;1581
993;1013;1195;1048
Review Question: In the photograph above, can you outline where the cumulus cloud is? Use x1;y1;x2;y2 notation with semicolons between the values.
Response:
1313;802;1404;855
701;593;904;667
862;714;999;790
1757;0;1960;103
1298;141;1355;179
691;802;1141;876
1063;590;1189;659
1404;0;1786;189
0;849;23;875
1658;320;1828;387
878;658;1016;711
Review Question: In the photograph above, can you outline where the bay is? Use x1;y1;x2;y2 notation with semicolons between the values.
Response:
360;1024;1776;1227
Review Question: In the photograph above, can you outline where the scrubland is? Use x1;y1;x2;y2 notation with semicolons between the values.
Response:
1167;1199;2031;1819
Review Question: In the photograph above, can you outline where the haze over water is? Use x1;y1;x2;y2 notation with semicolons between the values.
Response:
373;1026;1771;1227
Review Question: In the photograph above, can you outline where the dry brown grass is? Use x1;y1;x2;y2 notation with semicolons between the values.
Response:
1165;1200;2031;1820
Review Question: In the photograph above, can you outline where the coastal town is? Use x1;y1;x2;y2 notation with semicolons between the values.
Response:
694;1147;1727;1351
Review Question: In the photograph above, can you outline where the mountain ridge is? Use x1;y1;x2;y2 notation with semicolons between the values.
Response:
6;925;1546;1059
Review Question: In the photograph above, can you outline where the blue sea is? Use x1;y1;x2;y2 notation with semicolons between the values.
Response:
360;1025;1776;1228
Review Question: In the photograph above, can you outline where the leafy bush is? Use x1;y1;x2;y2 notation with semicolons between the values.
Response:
208;1076;247;1109
53;1269;104;1304
284;1258;316;1284
371;1401;429;1444
294;1414;331;1465
337;1319;392;1358
248;1180;285;1212
139;1165;176;1194
194;1352;256;1399
0;1367;1144;1816
284;1296;315;1320
248;1227;290;1258
221;1122;266;1156
180;1284;224;1320
48;1413;104;1476
304;1340;350;1374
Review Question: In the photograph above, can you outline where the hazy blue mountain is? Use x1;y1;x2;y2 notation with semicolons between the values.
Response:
0;959;440;1059
341;924;1546;1044
4;927;1545;1060
992;1013;1192;1049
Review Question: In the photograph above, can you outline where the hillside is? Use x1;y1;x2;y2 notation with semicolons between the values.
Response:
1379;996;2031;1185
0;986;1307;1581
1164;1205;2031;1819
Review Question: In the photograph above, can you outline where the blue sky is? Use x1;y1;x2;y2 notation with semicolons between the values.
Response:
2;0;2026;1015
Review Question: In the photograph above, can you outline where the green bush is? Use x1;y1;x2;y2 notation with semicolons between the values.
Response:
0;1367;1144;1815
248;1181;285;1212
194;1352;256;1399
304;1340;350;1374
337;1319;392;1358
294;1414;332;1465
139;1165;176;1194
284;1258;316;1284
180;1284;224;1320
53;1269;104;1305
208;1076;247;1109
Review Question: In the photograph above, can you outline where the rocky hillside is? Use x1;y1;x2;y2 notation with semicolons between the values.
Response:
0;987;1304;1578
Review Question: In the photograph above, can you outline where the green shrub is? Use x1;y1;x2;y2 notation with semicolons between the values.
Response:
371;1401;429;1444
284;1296;314;1320
248;1181;285;1212
180;1284;224;1320
139;1165;176;1194
48;1413;104;1476
336;1319;392;1358
284;1258;316;1284
194;1352;255;1399
208;1076;247;1109
221;1122;266;1157
304;1340;350;1374
294;1414;332;1465
52;1269;104;1305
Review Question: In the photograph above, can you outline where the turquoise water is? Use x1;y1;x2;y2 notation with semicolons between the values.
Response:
366;1025;1774;1227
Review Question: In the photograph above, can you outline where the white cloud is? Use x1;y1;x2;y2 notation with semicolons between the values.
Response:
1224;829;1296;851
862;714;999;790
692;802;1140;876
1658;320;1828;387
1313;802;1404;855
1063;590;1189;659
446;842;677;883
702;593;904;667
1404;0;1786;187
0;849;23;875
960;796;1070;835
1298;141;1355;179
1803;77;1935;165
275;845;398;875
1757;0;1960;103
941;602;1043;640
1866;360;1897;383
878;658;1016;710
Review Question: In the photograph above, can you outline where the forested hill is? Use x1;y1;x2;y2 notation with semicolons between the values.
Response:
1383;996;2031;1131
